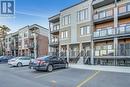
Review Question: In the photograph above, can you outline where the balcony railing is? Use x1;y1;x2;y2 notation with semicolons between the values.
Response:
94;24;130;39
27;43;34;49
50;24;60;33
93;8;114;23
50;36;59;45
94;28;114;38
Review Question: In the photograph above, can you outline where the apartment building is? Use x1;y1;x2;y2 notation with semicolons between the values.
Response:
49;14;60;56
92;0;130;66
4;33;13;55
4;24;49;58
49;0;93;64
49;0;130;66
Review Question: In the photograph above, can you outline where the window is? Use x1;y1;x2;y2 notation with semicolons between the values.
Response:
119;6;126;14
24;32;27;37
77;8;88;21
106;9;113;17
80;26;90;36
61;31;68;39
9;38;11;42
126;24;130;33
107;27;113;35
118;25;125;34
100;29;107;36
62;15;71;26
99;11;106;18
94;31;99;37
94;14;98;20
127;4;130;11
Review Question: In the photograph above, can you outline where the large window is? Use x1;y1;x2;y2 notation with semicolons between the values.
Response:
80;26;90;36
77;8;88;21
95;44;114;56
61;31;68;39
62;15;71;26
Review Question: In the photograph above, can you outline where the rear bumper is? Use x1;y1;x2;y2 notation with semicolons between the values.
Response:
32;64;48;70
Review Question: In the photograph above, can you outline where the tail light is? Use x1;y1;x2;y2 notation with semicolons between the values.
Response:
36;59;46;65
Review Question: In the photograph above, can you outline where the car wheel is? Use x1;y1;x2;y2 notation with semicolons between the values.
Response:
17;62;22;67
47;65;53;72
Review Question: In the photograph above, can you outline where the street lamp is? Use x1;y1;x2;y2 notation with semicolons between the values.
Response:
30;27;38;59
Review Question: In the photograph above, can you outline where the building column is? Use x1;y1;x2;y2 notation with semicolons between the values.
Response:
59;45;61;56
34;33;37;59
91;41;94;65
67;44;69;63
114;2;118;65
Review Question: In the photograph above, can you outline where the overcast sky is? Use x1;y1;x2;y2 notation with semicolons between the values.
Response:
0;0;80;33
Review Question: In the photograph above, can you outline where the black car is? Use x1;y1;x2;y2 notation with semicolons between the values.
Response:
30;56;68;72
0;56;14;63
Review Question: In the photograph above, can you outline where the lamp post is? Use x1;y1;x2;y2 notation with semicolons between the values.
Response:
31;27;38;59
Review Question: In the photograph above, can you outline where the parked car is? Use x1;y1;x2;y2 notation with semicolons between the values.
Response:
30;56;68;72
8;56;32;67
0;56;14;63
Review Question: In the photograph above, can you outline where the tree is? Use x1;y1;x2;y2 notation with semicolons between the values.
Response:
0;25;10;55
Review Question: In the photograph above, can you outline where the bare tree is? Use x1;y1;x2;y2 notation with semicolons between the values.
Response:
0;25;10;55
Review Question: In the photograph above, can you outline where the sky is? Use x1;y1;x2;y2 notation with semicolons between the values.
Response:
0;0;80;33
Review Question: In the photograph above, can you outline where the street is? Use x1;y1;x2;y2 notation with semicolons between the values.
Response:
0;64;130;87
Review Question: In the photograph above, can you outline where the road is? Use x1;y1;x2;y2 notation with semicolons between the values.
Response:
0;63;130;87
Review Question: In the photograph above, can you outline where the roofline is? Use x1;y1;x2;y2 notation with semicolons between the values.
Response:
48;13;60;20
60;0;88;12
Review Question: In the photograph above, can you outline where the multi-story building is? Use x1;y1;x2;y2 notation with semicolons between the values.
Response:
4;33;13;55
49;0;93;64
49;14;60;56
92;0;130;66
49;0;130;66
4;24;49;58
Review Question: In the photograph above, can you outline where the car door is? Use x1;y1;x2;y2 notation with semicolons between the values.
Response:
24;57;31;65
58;58;66;68
50;56;59;69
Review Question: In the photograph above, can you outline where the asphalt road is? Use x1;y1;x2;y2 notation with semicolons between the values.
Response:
0;63;130;87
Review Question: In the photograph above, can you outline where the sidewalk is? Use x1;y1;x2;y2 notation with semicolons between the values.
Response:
69;64;130;73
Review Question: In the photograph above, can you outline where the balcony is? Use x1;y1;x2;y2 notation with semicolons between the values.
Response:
50;24;60;34
93;8;114;24
49;36;59;47
27;43;34;49
118;3;130;19
117;24;130;38
92;0;115;9
93;28;115;40
29;33;34;39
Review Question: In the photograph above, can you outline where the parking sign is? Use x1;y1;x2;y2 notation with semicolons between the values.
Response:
0;0;15;17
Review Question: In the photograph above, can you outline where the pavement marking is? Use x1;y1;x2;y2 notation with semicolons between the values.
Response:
76;70;100;87
34;69;70;79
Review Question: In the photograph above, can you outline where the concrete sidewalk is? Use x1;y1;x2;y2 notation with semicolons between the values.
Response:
69;64;130;73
